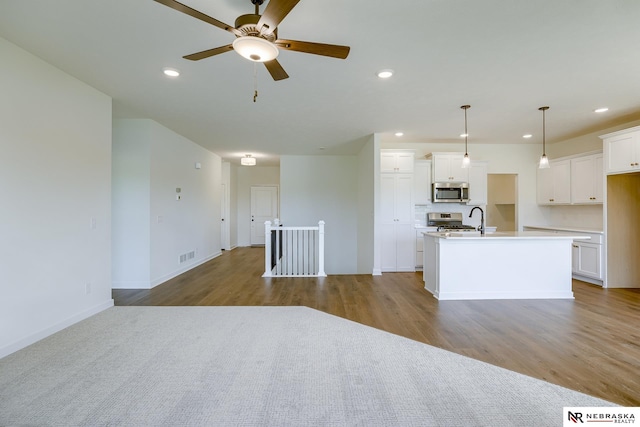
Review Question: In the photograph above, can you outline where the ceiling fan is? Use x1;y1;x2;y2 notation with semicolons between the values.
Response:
153;0;351;81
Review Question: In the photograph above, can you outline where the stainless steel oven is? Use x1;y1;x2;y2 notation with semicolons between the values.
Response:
432;182;469;203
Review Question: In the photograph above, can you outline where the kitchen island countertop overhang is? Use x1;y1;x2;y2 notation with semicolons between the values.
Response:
422;231;590;300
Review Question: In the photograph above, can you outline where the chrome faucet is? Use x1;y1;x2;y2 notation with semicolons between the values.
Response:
469;207;485;235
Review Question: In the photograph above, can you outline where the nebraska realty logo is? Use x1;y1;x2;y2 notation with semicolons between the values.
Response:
564;407;639;425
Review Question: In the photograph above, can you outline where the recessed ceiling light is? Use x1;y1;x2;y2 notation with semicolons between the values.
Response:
594;107;609;113
163;68;180;77
523;134;533;139
377;69;394;79
395;132;404;137
460;133;468;138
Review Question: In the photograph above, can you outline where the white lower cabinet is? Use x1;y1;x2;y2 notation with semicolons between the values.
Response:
415;230;424;268
572;241;601;279
381;223;415;272
524;226;603;284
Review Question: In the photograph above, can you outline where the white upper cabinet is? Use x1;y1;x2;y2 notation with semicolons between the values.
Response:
602;128;640;174
466;161;488;206
381;150;414;173
429;153;469;182
537;159;571;204
413;160;432;205
571;153;603;204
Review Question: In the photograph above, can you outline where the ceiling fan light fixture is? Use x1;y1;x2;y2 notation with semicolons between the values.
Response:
232;36;279;62
241;154;257;166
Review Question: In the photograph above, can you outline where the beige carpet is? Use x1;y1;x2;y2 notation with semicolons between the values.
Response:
0;306;614;426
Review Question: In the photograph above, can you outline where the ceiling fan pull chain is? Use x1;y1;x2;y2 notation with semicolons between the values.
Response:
253;62;258;102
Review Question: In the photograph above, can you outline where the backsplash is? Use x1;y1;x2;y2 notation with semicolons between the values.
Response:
415;204;483;228
541;205;603;231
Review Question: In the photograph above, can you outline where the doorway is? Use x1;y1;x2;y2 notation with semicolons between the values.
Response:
487;174;518;231
250;186;279;246
221;183;229;250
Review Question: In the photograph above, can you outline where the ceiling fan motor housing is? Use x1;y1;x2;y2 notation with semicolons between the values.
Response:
234;14;277;41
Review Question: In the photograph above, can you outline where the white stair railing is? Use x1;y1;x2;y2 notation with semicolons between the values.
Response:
263;219;326;277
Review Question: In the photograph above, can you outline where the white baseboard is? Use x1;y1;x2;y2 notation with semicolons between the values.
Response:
112;252;222;290
0;300;114;359
149;252;221;288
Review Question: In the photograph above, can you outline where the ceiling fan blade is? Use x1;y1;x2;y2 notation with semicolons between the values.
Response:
275;39;350;59
257;0;300;35
264;59;289;81
183;44;234;61
153;0;240;36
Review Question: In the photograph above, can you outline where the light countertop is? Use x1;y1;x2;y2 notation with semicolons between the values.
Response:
423;231;591;240
523;225;603;234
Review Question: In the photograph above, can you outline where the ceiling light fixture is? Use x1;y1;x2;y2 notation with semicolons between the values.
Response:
538;106;550;169
241;154;256;166
594;107;609;113
232;36;279;62
377;69;394;79
523;134;533;139
395;132;404;137
460;105;471;168
163;68;180;77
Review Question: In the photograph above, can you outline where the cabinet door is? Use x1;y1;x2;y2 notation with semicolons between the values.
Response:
571;155;602;204
395;224;416;271
467;161;487;206
449;154;469;182
576;242;601;279
593;153;604;202
396;153;415;173
381;151;415;173
432;154;468;182
537;166;554;204
395;174;414;223
380;223;397;272
432;155;451;182
551;160;571;204
571;243;580;273
414;161;431;204
380;152;397;173
380;174;396;223
606;132;638;173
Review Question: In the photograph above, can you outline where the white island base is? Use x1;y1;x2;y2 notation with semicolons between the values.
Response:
423;232;587;300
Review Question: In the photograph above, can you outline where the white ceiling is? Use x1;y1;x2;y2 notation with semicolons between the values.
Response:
2;0;640;166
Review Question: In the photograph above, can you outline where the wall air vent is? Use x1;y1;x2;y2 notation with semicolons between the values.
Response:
179;250;196;264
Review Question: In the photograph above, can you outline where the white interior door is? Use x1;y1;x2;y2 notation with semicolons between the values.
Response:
251;186;278;246
221;183;228;250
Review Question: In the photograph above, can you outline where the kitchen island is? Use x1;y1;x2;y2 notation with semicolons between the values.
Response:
422;231;589;300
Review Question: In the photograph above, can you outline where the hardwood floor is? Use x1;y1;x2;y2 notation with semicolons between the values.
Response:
113;247;640;406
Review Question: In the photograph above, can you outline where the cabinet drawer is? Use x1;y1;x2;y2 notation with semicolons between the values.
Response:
572;233;603;244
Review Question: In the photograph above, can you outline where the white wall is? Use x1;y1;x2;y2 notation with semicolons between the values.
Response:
112;119;222;289
112;122;151;287
280;156;359;274
236;166;280;247
357;136;376;274
0;37;113;357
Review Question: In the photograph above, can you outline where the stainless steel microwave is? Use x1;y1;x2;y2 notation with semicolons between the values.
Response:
432;182;469;203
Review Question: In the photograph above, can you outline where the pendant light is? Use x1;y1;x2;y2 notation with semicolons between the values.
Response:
538;106;550;169
461;105;471;168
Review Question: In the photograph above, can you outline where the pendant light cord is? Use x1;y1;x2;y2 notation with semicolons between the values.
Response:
461;105;470;155
539;106;549;155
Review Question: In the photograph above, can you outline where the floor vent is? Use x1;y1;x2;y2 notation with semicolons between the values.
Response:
179;250;196;264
